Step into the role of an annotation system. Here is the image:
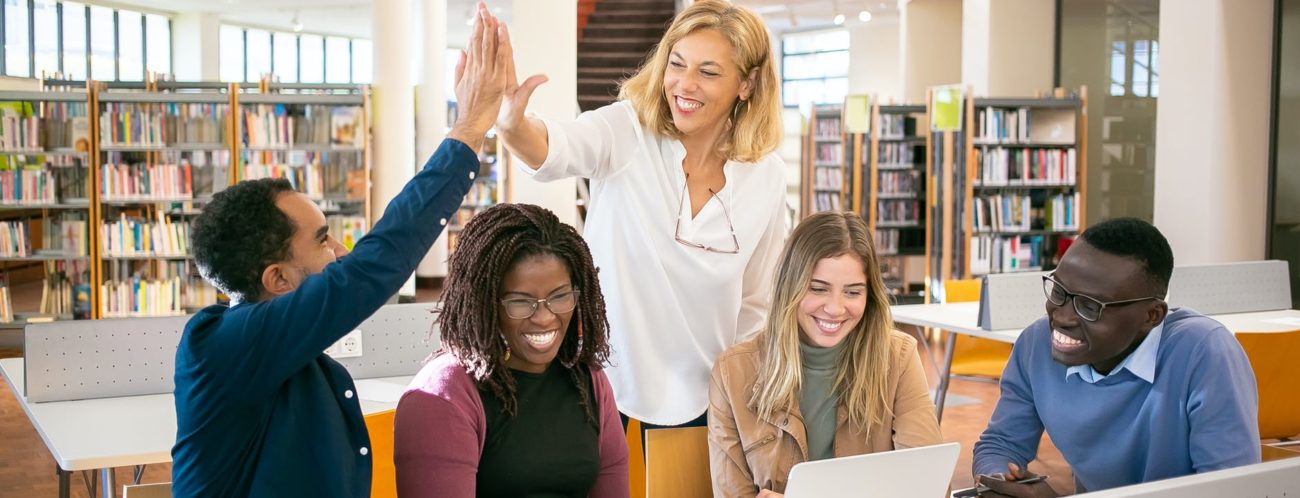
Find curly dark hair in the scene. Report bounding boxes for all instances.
[191,178,297,303]
[1081,217,1175,295]
[438,203,611,420]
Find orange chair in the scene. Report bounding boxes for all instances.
[626,418,647,498]
[364,409,398,498]
[1236,331,1300,442]
[645,427,713,498]
[945,279,1013,379]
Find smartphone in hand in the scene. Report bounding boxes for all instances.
[952,475,1049,497]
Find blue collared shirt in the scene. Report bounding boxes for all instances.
[171,139,478,498]
[1066,322,1164,384]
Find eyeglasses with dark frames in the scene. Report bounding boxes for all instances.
[1042,274,1162,322]
[674,178,740,254]
[499,289,581,320]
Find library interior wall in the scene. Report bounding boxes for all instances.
[172,13,220,81]
[1153,0,1272,264]
[961,0,1054,97]
[900,0,962,103]
[848,18,901,101]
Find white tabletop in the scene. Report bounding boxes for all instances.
[890,303,1300,345]
[0,357,410,472]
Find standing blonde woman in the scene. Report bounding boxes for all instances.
[495,0,787,431]
[708,211,943,497]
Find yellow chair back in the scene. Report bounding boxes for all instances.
[364,409,397,498]
[645,426,713,498]
[1236,331,1300,440]
[945,279,1013,378]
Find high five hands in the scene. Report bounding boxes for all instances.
[447,2,511,152]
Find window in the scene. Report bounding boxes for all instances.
[117,10,143,81]
[299,34,324,83]
[145,14,170,76]
[219,25,244,82]
[33,0,59,77]
[221,25,371,84]
[273,33,298,83]
[62,2,87,79]
[245,29,271,82]
[6,0,31,77]
[324,36,350,83]
[780,30,849,107]
[351,39,372,84]
[88,5,115,80]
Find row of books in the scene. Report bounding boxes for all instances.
[38,102,92,151]
[327,216,368,251]
[813,167,844,190]
[44,217,88,257]
[164,103,229,144]
[877,199,922,225]
[875,228,900,255]
[101,215,191,256]
[464,181,498,207]
[0,107,42,151]
[0,168,59,204]
[40,260,91,318]
[101,163,194,201]
[0,221,28,257]
[876,142,918,168]
[974,107,1032,143]
[879,170,921,195]
[973,194,1032,233]
[100,103,167,146]
[242,105,364,148]
[243,151,363,199]
[101,276,186,317]
[1044,192,1081,231]
[814,143,842,164]
[812,192,842,213]
[813,117,841,139]
[242,163,326,199]
[879,114,916,139]
[969,235,1049,275]
[974,147,1078,186]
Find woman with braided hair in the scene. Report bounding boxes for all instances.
[393,203,629,498]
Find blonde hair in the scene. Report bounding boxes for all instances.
[748,211,897,433]
[618,0,781,163]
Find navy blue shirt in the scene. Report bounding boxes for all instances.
[172,139,478,498]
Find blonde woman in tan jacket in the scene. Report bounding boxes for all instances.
[707,211,943,497]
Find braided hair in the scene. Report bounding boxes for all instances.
[437,203,611,421]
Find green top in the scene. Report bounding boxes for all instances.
[799,340,846,461]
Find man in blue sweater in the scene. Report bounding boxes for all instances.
[171,5,512,497]
[974,218,1260,497]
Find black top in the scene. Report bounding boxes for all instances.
[476,362,602,498]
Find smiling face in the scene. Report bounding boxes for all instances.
[498,254,576,374]
[796,254,869,349]
[662,28,753,139]
[1046,241,1167,374]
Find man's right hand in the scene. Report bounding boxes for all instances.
[447,2,509,152]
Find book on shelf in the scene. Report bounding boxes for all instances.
[100,103,166,146]
[815,143,843,164]
[243,162,325,199]
[972,194,1032,233]
[40,213,88,257]
[879,170,920,195]
[877,200,921,225]
[29,101,91,152]
[327,216,368,251]
[101,276,185,317]
[0,102,41,151]
[879,113,917,139]
[876,229,900,254]
[243,104,361,148]
[0,285,11,322]
[0,220,28,257]
[970,234,1049,275]
[814,116,841,139]
[100,162,194,201]
[1044,192,1081,231]
[814,167,844,190]
[814,192,842,212]
[975,106,1077,144]
[40,260,91,319]
[163,103,228,145]
[974,147,1077,186]
[100,214,191,257]
[877,142,917,168]
[0,167,59,204]
[331,107,363,147]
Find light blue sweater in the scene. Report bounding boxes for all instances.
[973,308,1261,492]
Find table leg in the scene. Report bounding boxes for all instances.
[100,467,116,498]
[56,465,69,498]
[934,331,957,425]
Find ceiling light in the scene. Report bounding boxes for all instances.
[290,12,303,33]
[858,10,872,22]
[833,13,845,25]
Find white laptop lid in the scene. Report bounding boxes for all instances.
[784,442,960,498]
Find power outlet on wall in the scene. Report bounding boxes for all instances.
[325,329,364,359]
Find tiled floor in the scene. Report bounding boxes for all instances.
[0,315,1075,497]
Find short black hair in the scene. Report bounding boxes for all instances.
[1080,217,1175,294]
[192,178,297,303]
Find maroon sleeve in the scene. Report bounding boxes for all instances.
[393,359,485,498]
[588,368,631,498]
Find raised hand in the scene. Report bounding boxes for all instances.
[448,2,509,152]
[494,18,548,134]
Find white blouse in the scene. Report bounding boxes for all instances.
[522,101,788,424]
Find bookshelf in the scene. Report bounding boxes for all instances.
[0,90,95,323]
[863,103,928,302]
[0,81,374,321]
[927,87,1088,299]
[801,104,846,218]
[446,132,504,255]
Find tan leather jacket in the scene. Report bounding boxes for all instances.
[707,331,943,497]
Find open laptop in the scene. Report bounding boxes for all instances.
[784,442,960,498]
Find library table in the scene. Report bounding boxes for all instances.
[0,357,409,498]
[890,303,1300,423]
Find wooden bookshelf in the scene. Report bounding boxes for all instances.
[862,103,928,302]
[800,104,846,218]
[926,86,1088,299]
[0,81,376,320]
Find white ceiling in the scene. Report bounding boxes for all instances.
[130,0,895,42]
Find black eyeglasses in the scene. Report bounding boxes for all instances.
[499,289,580,320]
[1042,274,1162,322]
[674,178,739,254]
